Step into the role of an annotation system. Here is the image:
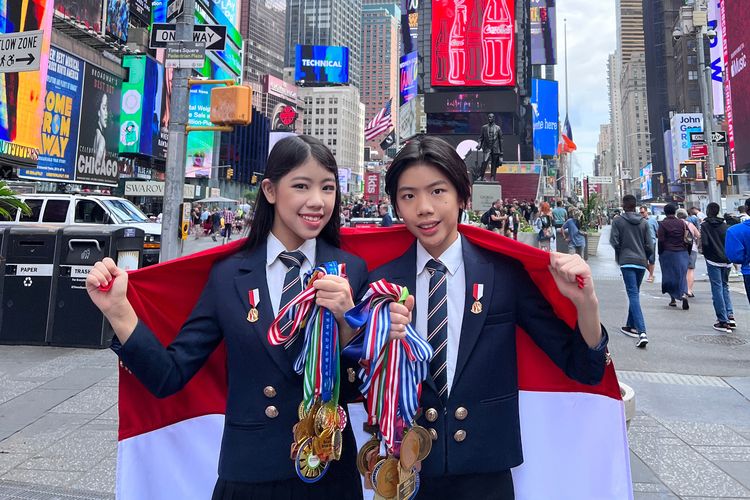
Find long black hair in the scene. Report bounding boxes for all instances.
[244,135,342,250]
[385,136,471,221]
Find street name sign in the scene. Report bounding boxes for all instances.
[689,132,705,143]
[150,23,227,51]
[165,41,206,69]
[588,176,613,184]
[689,144,709,159]
[711,131,727,144]
[0,30,42,73]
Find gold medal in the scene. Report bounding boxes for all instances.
[314,404,339,436]
[399,430,420,470]
[471,300,482,314]
[409,425,432,462]
[295,437,330,480]
[247,307,259,322]
[397,466,418,500]
[331,428,343,461]
[373,458,400,498]
[357,437,380,476]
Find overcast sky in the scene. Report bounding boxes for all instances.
[555,0,617,177]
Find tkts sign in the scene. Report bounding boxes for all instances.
[365,172,380,201]
[431,0,516,87]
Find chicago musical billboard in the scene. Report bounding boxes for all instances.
[295,45,350,85]
[431,0,516,87]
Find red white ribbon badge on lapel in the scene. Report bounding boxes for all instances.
[247,288,260,323]
[471,283,483,314]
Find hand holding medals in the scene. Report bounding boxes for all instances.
[268,261,348,483]
[345,280,434,499]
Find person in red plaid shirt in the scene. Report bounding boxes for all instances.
[222,207,235,242]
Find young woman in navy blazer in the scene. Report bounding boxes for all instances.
[87,136,367,499]
[379,137,609,499]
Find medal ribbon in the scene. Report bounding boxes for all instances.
[268,262,345,409]
[345,279,432,452]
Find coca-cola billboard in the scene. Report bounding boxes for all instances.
[432,0,516,87]
[365,172,380,201]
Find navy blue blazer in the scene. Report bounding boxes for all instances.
[368,239,608,477]
[114,238,368,486]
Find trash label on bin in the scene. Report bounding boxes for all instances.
[70,266,93,277]
[12,264,54,276]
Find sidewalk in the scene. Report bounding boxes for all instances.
[0,229,748,499]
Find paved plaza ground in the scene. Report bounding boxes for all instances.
[0,227,748,499]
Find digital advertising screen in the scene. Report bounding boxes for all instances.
[640,163,653,200]
[400,51,419,106]
[55,0,103,32]
[129,0,151,25]
[295,45,350,85]
[120,55,168,160]
[670,113,703,181]
[19,47,84,182]
[0,0,53,167]
[723,0,750,171]
[531,78,559,157]
[530,0,556,65]
[431,0,516,87]
[106,0,130,42]
[76,65,123,186]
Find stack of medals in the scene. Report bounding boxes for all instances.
[268,261,348,483]
[345,280,434,499]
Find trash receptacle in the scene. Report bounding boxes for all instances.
[49,226,144,348]
[0,226,62,345]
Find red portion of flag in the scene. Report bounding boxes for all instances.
[120,226,620,440]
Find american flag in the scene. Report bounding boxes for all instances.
[365,99,393,141]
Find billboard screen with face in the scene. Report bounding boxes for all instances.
[431,0,516,87]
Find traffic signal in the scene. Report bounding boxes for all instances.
[716,166,724,182]
[251,174,258,185]
[227,168,234,179]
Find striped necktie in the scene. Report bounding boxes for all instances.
[278,250,306,354]
[426,259,449,404]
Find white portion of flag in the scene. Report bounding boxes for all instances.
[365,99,393,141]
[117,414,223,500]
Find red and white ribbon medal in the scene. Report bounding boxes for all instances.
[471,283,483,314]
[247,288,260,323]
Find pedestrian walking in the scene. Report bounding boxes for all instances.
[85,135,368,499]
[222,207,235,242]
[376,136,607,498]
[677,208,701,297]
[610,195,654,348]
[658,203,690,310]
[726,197,750,306]
[563,208,586,257]
[639,206,659,282]
[211,208,221,242]
[700,203,736,332]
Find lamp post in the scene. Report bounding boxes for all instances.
[695,23,721,204]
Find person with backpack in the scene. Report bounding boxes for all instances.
[534,202,554,252]
[677,208,701,297]
[482,200,503,233]
[700,203,736,332]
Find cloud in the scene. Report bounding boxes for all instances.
[556,0,616,175]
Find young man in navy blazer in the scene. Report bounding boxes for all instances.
[376,137,609,499]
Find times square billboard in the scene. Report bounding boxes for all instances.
[722,0,750,171]
[431,0,516,87]
[295,45,350,85]
[530,0,556,65]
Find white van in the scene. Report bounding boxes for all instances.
[1,193,162,266]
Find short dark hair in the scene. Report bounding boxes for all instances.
[706,202,720,218]
[556,200,563,207]
[664,202,678,216]
[622,195,637,211]
[385,136,471,220]
[245,135,341,251]
[745,197,750,210]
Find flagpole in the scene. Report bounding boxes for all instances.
[564,18,571,199]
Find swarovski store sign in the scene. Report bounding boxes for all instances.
[125,181,197,199]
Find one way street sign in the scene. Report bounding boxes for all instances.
[711,131,727,144]
[0,30,42,73]
[149,23,227,51]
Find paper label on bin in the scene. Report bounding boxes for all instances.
[12,264,54,276]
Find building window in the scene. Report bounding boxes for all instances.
[688,70,698,80]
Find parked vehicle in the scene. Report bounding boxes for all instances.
[0,194,161,266]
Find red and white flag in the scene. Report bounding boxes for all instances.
[364,99,393,141]
[117,226,632,500]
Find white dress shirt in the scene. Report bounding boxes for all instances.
[266,233,316,315]
[415,235,465,395]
